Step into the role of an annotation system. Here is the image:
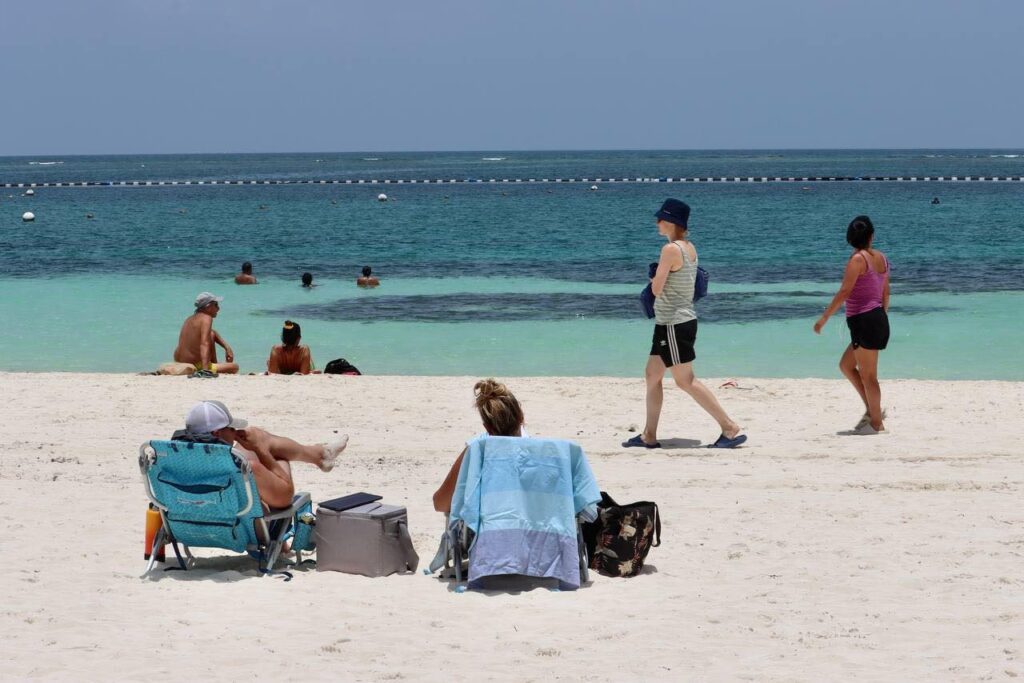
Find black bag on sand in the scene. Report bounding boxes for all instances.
[582,492,661,577]
[324,358,362,375]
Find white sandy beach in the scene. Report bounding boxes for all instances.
[1,373,1021,681]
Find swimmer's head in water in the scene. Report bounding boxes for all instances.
[846,215,874,250]
[241,261,253,274]
[301,272,313,286]
[362,265,372,277]
[282,320,302,347]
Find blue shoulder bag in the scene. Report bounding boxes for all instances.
[694,265,709,301]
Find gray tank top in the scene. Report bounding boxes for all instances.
[654,242,697,325]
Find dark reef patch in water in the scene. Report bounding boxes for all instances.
[263,292,952,324]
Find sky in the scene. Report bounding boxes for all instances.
[1,1,1022,154]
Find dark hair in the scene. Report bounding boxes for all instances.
[301,272,313,286]
[281,320,301,347]
[846,215,874,250]
[473,379,523,437]
[241,261,253,274]
[361,265,372,277]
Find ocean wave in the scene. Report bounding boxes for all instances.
[990,154,1021,158]
[361,157,381,161]
[481,157,507,161]
[29,161,64,165]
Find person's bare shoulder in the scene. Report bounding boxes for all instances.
[660,242,683,261]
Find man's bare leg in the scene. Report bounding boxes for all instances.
[264,433,349,472]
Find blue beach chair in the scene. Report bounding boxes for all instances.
[428,436,601,590]
[138,439,313,579]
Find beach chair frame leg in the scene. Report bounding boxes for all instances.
[258,514,297,579]
[451,530,463,583]
[141,526,168,578]
[576,522,589,585]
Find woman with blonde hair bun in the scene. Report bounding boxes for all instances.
[432,379,527,513]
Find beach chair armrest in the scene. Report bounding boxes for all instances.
[262,492,311,521]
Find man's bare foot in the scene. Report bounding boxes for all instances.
[320,435,349,472]
[723,424,743,440]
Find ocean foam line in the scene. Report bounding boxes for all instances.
[3,175,1024,189]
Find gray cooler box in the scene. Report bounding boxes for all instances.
[315,502,419,576]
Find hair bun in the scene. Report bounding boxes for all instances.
[473,378,505,403]
[472,378,524,437]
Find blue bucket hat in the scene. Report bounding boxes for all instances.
[655,198,690,229]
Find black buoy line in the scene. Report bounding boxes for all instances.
[3,175,1022,189]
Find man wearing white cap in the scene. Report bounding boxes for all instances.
[173,292,240,375]
[184,400,348,509]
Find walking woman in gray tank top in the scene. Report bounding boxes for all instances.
[623,199,747,449]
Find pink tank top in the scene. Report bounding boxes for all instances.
[845,251,890,317]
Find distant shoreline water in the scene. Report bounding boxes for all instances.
[1,150,1021,378]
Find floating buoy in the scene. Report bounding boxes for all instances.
[22,211,35,222]
[377,193,388,202]
[25,189,35,196]
[590,185,598,191]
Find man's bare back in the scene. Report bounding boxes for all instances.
[174,311,215,365]
[174,293,239,373]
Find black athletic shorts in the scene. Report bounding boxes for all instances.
[846,307,890,350]
[650,320,698,366]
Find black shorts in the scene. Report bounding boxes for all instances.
[650,320,697,366]
[846,307,890,350]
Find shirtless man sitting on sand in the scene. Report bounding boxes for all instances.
[184,400,348,509]
[173,292,240,375]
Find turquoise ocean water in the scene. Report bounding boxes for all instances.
[1,150,1021,378]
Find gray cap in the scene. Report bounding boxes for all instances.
[194,292,224,309]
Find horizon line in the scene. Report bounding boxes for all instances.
[4,146,1024,159]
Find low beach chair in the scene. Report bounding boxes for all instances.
[138,439,312,579]
[428,436,600,590]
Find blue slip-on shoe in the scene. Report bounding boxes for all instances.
[622,434,661,449]
[707,433,748,449]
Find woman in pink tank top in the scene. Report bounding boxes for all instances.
[813,216,891,434]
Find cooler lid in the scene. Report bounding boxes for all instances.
[339,502,407,520]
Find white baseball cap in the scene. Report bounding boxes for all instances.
[185,400,248,433]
